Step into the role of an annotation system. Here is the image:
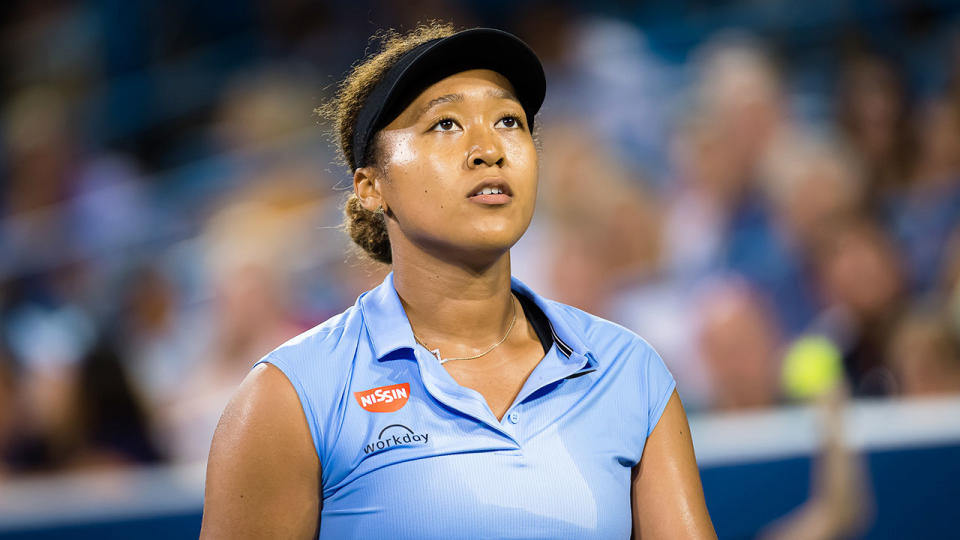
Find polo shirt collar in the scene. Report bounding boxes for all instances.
[510,275,598,371]
[358,272,418,360]
[359,272,598,372]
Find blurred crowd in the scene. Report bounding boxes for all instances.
[1,0,959,481]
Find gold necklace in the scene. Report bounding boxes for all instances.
[412,297,518,364]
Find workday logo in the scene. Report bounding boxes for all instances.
[364,424,430,455]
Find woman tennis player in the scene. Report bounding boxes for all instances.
[202,23,716,539]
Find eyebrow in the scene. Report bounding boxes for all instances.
[412,88,519,122]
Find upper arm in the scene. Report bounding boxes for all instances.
[201,363,321,539]
[631,390,716,539]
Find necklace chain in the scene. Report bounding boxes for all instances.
[412,297,518,364]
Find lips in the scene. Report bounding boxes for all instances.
[467,179,513,205]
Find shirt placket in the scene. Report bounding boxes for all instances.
[500,347,597,440]
[412,346,520,444]
[413,343,596,448]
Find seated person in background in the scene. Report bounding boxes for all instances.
[887,308,960,397]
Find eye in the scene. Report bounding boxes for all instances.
[430,118,461,132]
[496,115,523,129]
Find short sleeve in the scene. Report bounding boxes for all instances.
[644,345,677,438]
[254,353,324,458]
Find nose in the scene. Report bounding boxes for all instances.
[466,128,504,168]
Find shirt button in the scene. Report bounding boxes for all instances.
[507,411,520,424]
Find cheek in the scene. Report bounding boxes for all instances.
[485,130,535,188]
[508,135,537,168]
[380,132,420,167]
[512,138,539,202]
[380,135,457,213]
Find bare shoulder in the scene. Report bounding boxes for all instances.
[201,363,321,539]
[631,391,716,539]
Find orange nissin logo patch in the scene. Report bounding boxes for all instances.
[354,383,410,412]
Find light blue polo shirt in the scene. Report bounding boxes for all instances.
[257,272,676,539]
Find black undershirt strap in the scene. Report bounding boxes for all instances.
[514,291,554,355]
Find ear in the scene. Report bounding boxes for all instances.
[353,166,387,213]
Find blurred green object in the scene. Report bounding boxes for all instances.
[782,335,843,399]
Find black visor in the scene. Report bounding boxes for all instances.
[350,28,546,170]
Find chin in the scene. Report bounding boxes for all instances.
[438,228,524,265]
[465,220,528,249]
[402,213,532,262]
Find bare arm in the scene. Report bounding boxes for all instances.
[631,390,716,539]
[201,363,321,539]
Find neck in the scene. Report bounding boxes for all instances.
[391,241,516,356]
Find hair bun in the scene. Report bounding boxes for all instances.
[345,194,392,264]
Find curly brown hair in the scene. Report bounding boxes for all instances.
[317,21,457,264]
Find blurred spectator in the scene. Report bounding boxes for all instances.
[2,86,76,215]
[211,69,320,152]
[695,278,783,411]
[759,136,867,332]
[527,122,721,408]
[837,54,913,208]
[157,184,313,462]
[68,338,162,468]
[664,117,744,285]
[0,342,15,479]
[762,137,865,255]
[694,37,788,182]
[3,334,160,474]
[1,84,152,305]
[2,86,78,276]
[888,98,960,294]
[811,215,905,396]
[945,227,960,330]
[887,308,960,396]
[0,274,96,474]
[665,37,814,334]
[532,123,662,316]
[541,15,674,183]
[117,264,202,415]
